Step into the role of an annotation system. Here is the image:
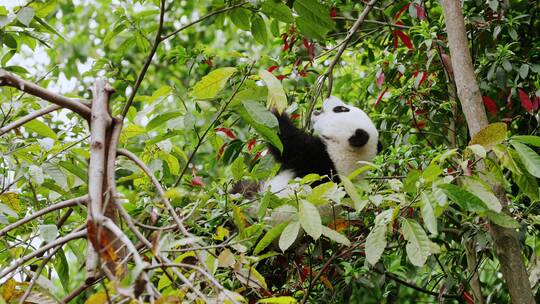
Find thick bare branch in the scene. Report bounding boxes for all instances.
[0,70,91,119]
[0,105,61,136]
[0,195,87,237]
[440,1,535,303]
[0,229,87,279]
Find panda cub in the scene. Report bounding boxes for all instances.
[264,96,380,197]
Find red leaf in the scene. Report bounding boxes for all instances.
[291,114,301,121]
[267,65,278,73]
[375,87,388,108]
[276,75,287,81]
[204,58,213,67]
[299,70,307,77]
[191,175,205,187]
[294,57,302,67]
[376,72,385,88]
[482,96,498,116]
[247,138,257,152]
[282,34,289,51]
[518,88,533,112]
[413,70,428,87]
[462,291,475,304]
[217,143,228,160]
[394,3,410,20]
[533,96,539,111]
[253,151,263,162]
[392,31,398,49]
[415,4,426,20]
[330,7,337,18]
[215,127,237,140]
[395,30,414,50]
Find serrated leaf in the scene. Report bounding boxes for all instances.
[299,199,322,240]
[469,122,507,150]
[420,192,437,235]
[261,0,294,23]
[438,183,488,213]
[462,177,502,212]
[191,67,237,100]
[251,14,267,45]
[511,141,540,178]
[259,69,287,114]
[253,221,288,255]
[17,7,34,26]
[24,119,57,139]
[401,219,431,267]
[279,221,300,252]
[321,226,350,246]
[486,210,520,228]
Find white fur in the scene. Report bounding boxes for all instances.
[312,96,378,176]
[262,170,296,197]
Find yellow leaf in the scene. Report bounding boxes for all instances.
[259,70,287,114]
[0,192,21,213]
[213,226,230,241]
[218,249,236,268]
[192,67,237,100]
[0,279,19,301]
[257,296,298,303]
[84,292,108,304]
[469,122,507,150]
[319,275,334,291]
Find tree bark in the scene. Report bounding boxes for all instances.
[440,1,535,303]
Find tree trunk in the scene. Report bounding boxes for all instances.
[439,1,535,303]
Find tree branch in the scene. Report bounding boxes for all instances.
[0,195,87,237]
[0,104,61,136]
[120,0,166,118]
[0,229,87,279]
[0,70,91,119]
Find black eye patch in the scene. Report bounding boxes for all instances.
[332,106,350,113]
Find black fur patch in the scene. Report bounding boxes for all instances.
[268,112,339,184]
[348,128,370,147]
[377,141,383,153]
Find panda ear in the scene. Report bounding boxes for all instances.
[348,129,370,147]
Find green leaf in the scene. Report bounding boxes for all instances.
[236,266,268,289]
[293,0,334,30]
[438,183,488,213]
[250,14,267,45]
[261,0,294,23]
[253,221,288,255]
[230,8,251,31]
[59,161,87,181]
[462,177,502,212]
[295,16,330,40]
[341,176,361,208]
[298,199,322,240]
[321,226,351,246]
[191,67,237,100]
[306,181,336,205]
[17,7,34,26]
[511,141,540,178]
[231,156,245,181]
[420,192,437,235]
[54,248,70,292]
[24,119,57,139]
[237,100,283,152]
[146,111,182,131]
[162,152,179,175]
[259,70,287,113]
[365,222,387,265]
[422,162,443,182]
[469,122,507,150]
[519,64,530,79]
[514,171,539,201]
[39,224,58,243]
[401,219,432,267]
[512,135,540,147]
[279,221,300,252]
[486,210,520,228]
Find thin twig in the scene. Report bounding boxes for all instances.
[0,69,91,119]
[0,195,87,237]
[0,105,61,136]
[0,230,87,279]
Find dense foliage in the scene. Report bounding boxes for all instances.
[0,0,539,303]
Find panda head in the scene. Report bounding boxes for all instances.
[311,96,378,151]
